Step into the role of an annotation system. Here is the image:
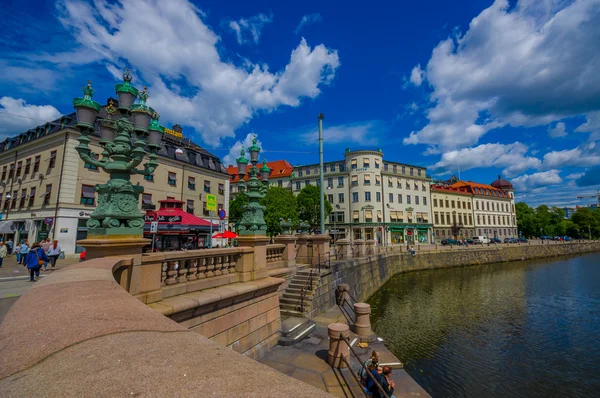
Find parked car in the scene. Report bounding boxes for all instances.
[518,237,528,243]
[563,236,572,241]
[472,236,489,245]
[466,238,474,245]
[441,239,459,246]
[541,235,553,240]
[503,238,512,243]
[490,237,502,244]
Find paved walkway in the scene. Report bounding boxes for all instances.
[261,306,429,397]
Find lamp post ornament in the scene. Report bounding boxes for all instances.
[72,69,163,237]
[235,136,270,235]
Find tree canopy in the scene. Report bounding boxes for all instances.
[260,186,299,236]
[515,201,600,238]
[229,192,248,224]
[296,185,333,232]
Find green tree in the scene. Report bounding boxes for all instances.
[229,192,248,225]
[260,186,299,237]
[515,202,537,237]
[296,185,333,232]
[571,207,599,238]
[563,220,579,238]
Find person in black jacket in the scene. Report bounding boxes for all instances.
[371,365,395,398]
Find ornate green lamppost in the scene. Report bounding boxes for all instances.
[235,136,270,235]
[72,70,163,239]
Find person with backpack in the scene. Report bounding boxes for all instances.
[46,240,61,269]
[25,242,48,282]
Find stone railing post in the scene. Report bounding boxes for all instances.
[309,234,331,265]
[235,238,270,281]
[274,234,297,267]
[354,239,365,257]
[365,239,375,255]
[328,323,350,368]
[337,238,351,259]
[335,283,351,306]
[353,303,376,342]
[295,233,310,264]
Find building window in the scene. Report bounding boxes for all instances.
[43,185,52,206]
[80,185,95,205]
[389,193,393,203]
[338,193,345,203]
[365,191,371,202]
[375,175,381,186]
[306,168,311,175]
[440,199,444,208]
[487,202,490,211]
[451,200,455,208]
[144,174,154,182]
[168,172,177,186]
[488,215,491,224]
[352,175,358,186]
[410,168,414,176]
[338,176,344,187]
[28,187,36,207]
[434,198,438,207]
[388,177,393,188]
[204,180,211,193]
[218,184,224,195]
[19,189,26,208]
[435,212,439,224]
[8,165,14,180]
[188,177,196,190]
[352,192,359,203]
[49,151,57,168]
[447,213,451,224]
[375,159,380,169]
[203,202,209,216]
[377,210,382,222]
[142,193,153,209]
[402,166,406,174]
[414,182,418,190]
[339,163,345,172]
[353,210,359,222]
[327,178,333,188]
[187,200,194,214]
[328,194,334,203]
[446,200,449,208]
[423,196,427,206]
[305,180,310,187]
[337,212,345,223]
[363,157,370,168]
[1,167,5,181]
[407,195,411,204]
[298,170,303,177]
[398,194,402,203]
[278,180,283,187]
[376,192,381,202]
[406,181,410,189]
[16,161,22,177]
[296,182,301,190]
[328,164,334,172]
[24,158,31,175]
[415,196,419,205]
[365,209,373,222]
[10,191,17,209]
[384,163,389,171]
[84,153,99,170]
[364,174,371,185]
[418,169,422,176]
[316,179,321,186]
[351,159,357,169]
[397,178,402,188]
[469,215,473,225]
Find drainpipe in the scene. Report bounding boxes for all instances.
[51,133,69,241]
[318,113,325,235]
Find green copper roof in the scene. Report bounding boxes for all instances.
[248,135,260,152]
[236,148,249,164]
[260,158,270,172]
[73,80,101,112]
[115,68,139,96]
[149,112,164,132]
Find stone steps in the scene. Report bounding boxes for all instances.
[278,316,316,346]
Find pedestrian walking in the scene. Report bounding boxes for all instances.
[47,240,61,269]
[40,239,52,271]
[17,240,29,264]
[7,238,13,255]
[25,242,48,282]
[0,241,6,268]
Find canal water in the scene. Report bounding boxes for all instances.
[368,253,600,398]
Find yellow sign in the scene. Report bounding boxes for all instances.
[206,194,217,211]
[164,127,183,139]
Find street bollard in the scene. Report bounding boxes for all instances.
[353,303,376,342]
[328,323,350,368]
[336,283,351,306]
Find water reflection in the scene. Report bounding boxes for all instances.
[368,253,600,398]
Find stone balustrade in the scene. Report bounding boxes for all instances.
[0,258,331,397]
[266,243,286,268]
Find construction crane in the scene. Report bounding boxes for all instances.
[577,190,600,207]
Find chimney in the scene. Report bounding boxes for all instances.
[172,124,183,134]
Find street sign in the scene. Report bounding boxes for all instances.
[407,231,413,236]
[218,209,226,220]
[150,221,158,233]
[206,194,217,211]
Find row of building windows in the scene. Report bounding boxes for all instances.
[295,177,428,192]
[1,185,52,210]
[0,153,54,181]
[478,228,517,236]
[475,201,514,212]
[325,191,429,206]
[327,210,428,224]
[434,212,474,226]
[143,173,224,195]
[474,187,511,198]
[296,162,424,177]
[477,214,516,226]
[433,198,472,210]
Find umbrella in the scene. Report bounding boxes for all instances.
[212,233,224,239]
[222,231,238,239]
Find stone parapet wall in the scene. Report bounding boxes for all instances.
[308,242,600,318]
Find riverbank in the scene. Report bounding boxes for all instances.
[309,241,600,316]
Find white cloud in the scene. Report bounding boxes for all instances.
[226,13,273,45]
[405,0,600,151]
[56,0,340,146]
[511,170,563,192]
[430,142,541,177]
[548,122,567,138]
[409,64,424,86]
[0,97,62,137]
[542,144,600,168]
[575,110,600,140]
[224,133,263,167]
[295,13,322,34]
[565,172,584,180]
[299,120,387,147]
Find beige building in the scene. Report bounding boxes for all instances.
[291,148,433,245]
[0,112,230,254]
[430,184,475,240]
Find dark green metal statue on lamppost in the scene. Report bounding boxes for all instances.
[235,136,270,235]
[72,69,163,240]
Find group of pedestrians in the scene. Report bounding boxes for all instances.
[359,351,396,397]
[0,238,61,281]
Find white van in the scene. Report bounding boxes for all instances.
[472,236,489,245]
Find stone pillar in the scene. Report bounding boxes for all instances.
[295,233,310,264]
[354,239,365,257]
[310,234,330,265]
[328,323,350,368]
[365,239,375,256]
[353,303,376,342]
[335,283,351,306]
[236,236,270,280]
[274,234,297,267]
[337,238,351,260]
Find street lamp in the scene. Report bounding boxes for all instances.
[72,71,161,238]
[234,137,270,235]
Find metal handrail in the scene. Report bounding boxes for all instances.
[340,336,390,398]
[298,268,314,313]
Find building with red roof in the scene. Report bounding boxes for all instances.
[430,183,475,240]
[226,160,294,197]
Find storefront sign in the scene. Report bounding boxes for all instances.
[206,194,217,211]
[144,215,182,223]
[164,127,183,139]
[38,231,49,240]
[60,228,68,233]
[44,217,54,225]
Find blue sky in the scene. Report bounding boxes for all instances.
[1,0,600,208]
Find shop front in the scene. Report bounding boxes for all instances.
[144,199,218,252]
[389,224,432,245]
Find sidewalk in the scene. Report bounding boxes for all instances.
[0,255,79,279]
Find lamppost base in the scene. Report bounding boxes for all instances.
[77,236,150,262]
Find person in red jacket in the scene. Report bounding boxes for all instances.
[79,249,87,262]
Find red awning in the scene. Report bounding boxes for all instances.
[146,207,218,227]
